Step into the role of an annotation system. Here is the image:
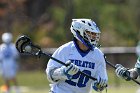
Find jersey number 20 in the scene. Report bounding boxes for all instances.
[65,70,91,88]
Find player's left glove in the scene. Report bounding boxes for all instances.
[92,76,108,92]
[115,64,131,81]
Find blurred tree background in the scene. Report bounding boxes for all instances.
[0,0,140,47]
[0,1,140,90]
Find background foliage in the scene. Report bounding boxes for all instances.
[0,1,140,93]
[0,0,140,47]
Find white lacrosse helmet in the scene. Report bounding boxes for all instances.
[70,19,100,50]
[2,32,13,44]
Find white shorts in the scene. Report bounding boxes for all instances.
[2,69,17,79]
[1,61,18,79]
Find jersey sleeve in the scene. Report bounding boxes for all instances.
[11,44,19,58]
[133,57,140,81]
[135,57,140,69]
[0,45,2,61]
[46,45,69,82]
[47,46,69,69]
[95,53,108,81]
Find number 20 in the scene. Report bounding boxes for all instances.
[65,70,91,88]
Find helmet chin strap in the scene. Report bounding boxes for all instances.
[75,31,95,51]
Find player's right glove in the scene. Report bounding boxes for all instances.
[61,60,79,80]
[92,76,108,92]
[115,64,131,81]
[49,60,79,82]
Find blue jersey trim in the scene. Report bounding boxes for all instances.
[75,31,95,51]
[73,38,90,57]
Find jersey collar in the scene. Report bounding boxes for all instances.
[73,38,90,57]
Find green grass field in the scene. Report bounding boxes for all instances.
[0,70,139,93]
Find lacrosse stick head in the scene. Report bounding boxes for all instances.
[15,35,42,56]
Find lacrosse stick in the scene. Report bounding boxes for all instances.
[15,35,97,81]
[104,56,140,85]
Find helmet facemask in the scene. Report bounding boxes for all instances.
[84,31,100,46]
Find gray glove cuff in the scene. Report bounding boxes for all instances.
[129,68,139,79]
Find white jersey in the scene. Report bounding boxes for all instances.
[0,43,19,79]
[135,57,140,68]
[136,41,140,57]
[46,41,108,93]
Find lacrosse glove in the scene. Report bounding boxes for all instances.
[60,60,79,80]
[48,60,79,82]
[115,64,131,81]
[92,76,108,92]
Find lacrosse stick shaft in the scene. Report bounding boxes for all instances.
[15,35,97,81]
[41,52,68,66]
[104,56,140,85]
[41,52,97,81]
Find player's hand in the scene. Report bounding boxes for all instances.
[92,76,108,92]
[115,64,131,81]
[62,60,79,80]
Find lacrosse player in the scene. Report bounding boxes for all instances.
[46,19,108,93]
[115,41,140,81]
[0,32,20,93]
